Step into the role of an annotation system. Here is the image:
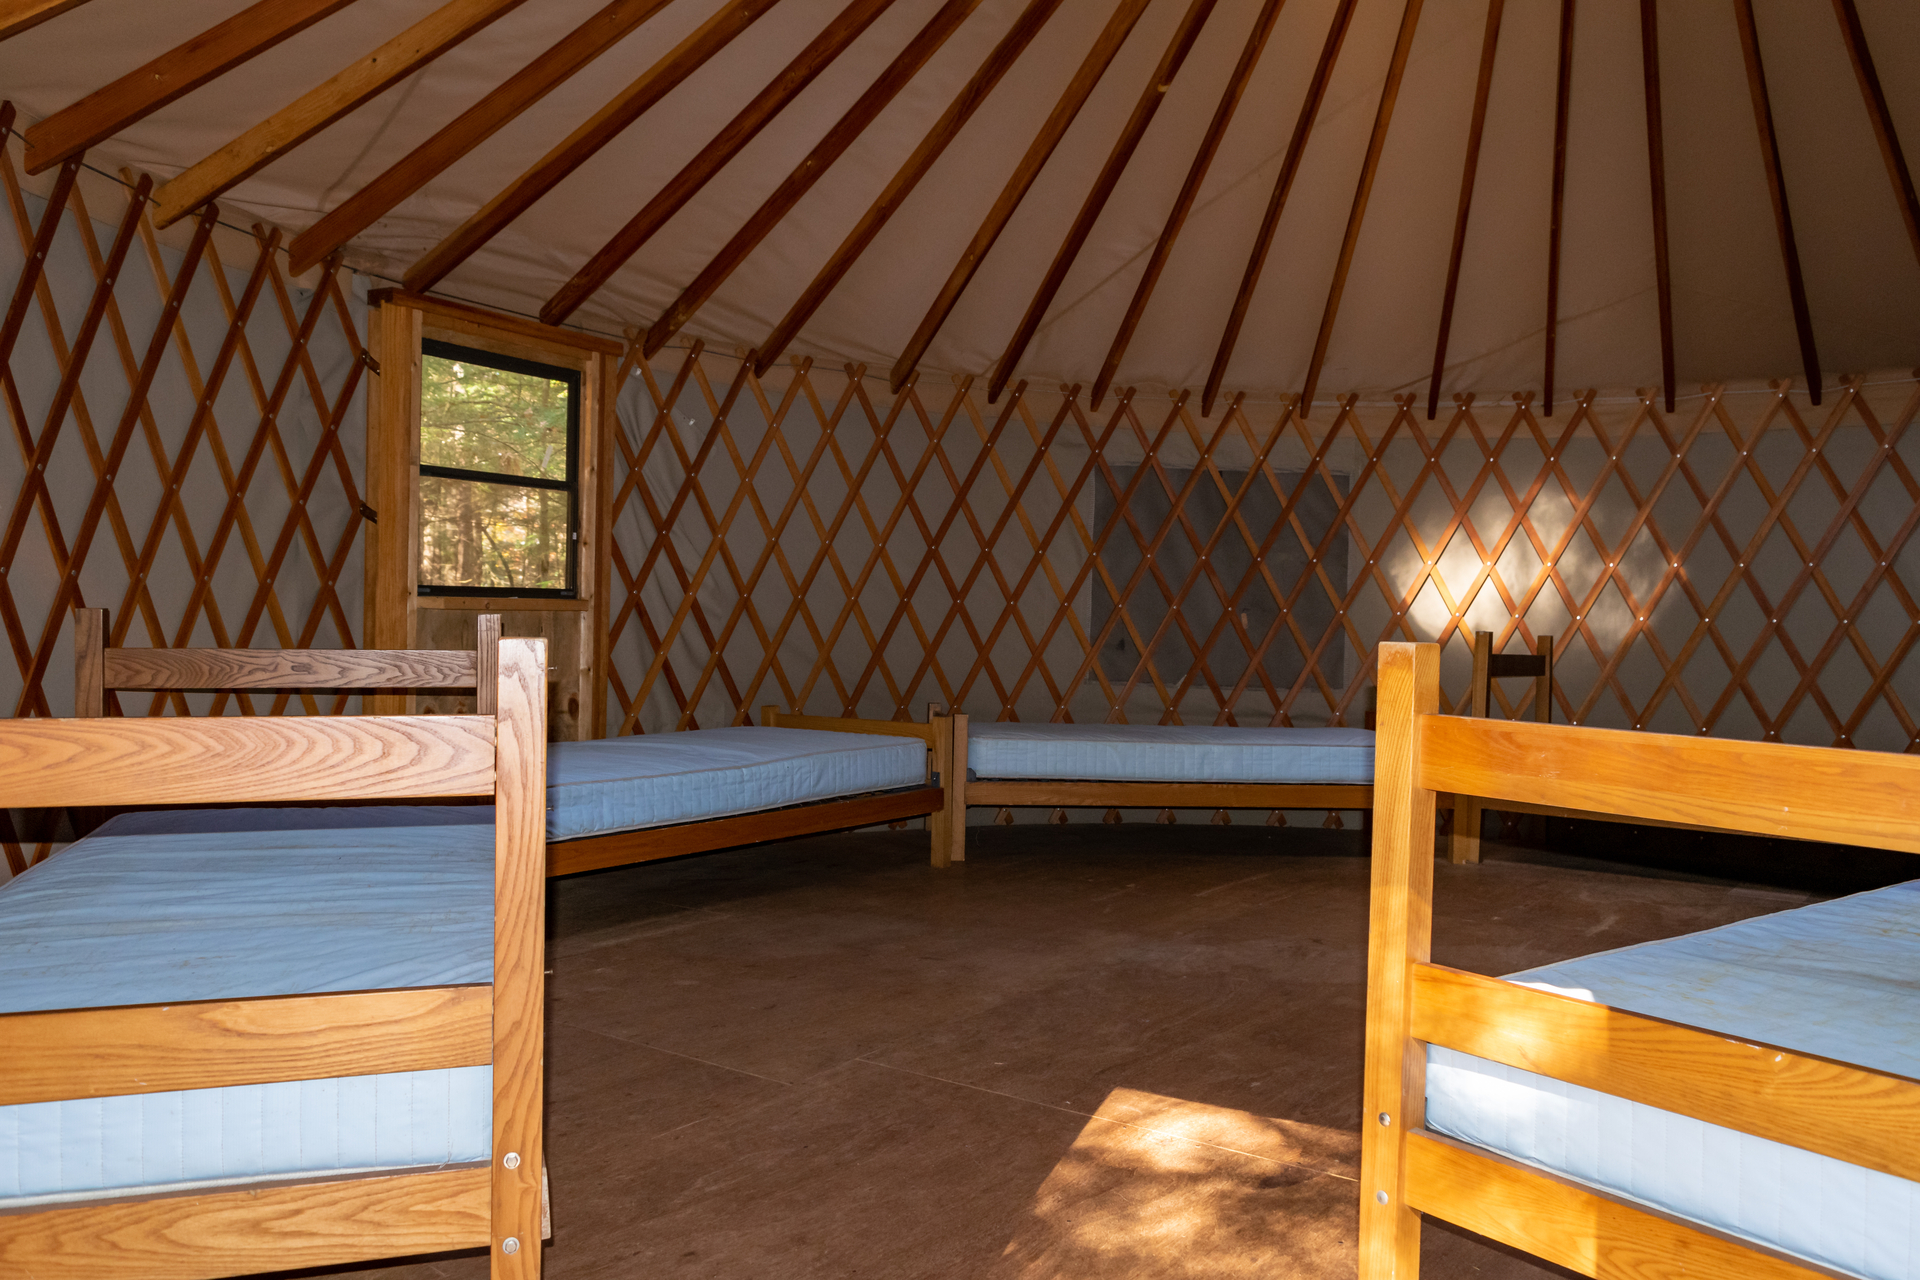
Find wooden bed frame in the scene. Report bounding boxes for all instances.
[1361,639,1920,1280]
[946,711,1374,860]
[0,637,550,1280]
[74,610,958,873]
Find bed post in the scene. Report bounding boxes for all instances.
[1360,641,1438,1280]
[491,637,548,1279]
[1449,632,1491,864]
[475,614,501,717]
[948,712,968,865]
[928,703,954,869]
[73,607,106,717]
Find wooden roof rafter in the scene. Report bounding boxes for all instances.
[287,0,679,276]
[540,0,907,327]
[1732,0,1819,407]
[1638,0,1675,414]
[1424,0,1505,422]
[1543,0,1574,416]
[1296,0,1424,418]
[1200,0,1356,417]
[150,0,536,228]
[1828,0,1920,271]
[403,0,790,294]
[887,0,1157,394]
[986,0,1224,406]
[23,0,364,175]
[641,0,991,358]
[1088,0,1294,410]
[0,0,94,42]
[752,0,1069,377]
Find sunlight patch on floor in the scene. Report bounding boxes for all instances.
[993,1089,1360,1279]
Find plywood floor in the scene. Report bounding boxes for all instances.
[283,822,1817,1280]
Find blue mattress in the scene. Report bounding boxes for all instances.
[0,807,495,1207]
[965,723,1373,785]
[546,726,926,842]
[1427,879,1920,1280]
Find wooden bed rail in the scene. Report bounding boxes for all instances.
[1411,962,1920,1183]
[1361,639,1920,1280]
[762,703,960,867]
[0,714,498,807]
[0,986,492,1107]
[0,637,548,1280]
[1420,713,1920,855]
[74,608,499,715]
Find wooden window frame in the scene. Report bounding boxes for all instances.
[365,290,618,729]
[417,337,583,601]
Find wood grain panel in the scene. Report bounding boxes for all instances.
[489,637,550,1275]
[0,1166,491,1280]
[103,647,477,691]
[0,986,490,1106]
[1418,714,1920,853]
[1412,963,1920,1181]
[548,787,944,877]
[1357,641,1437,1280]
[0,714,496,807]
[1404,1131,1837,1280]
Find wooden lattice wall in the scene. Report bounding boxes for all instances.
[609,347,1920,768]
[0,151,366,874]
[2,153,1917,864]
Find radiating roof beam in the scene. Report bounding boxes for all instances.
[988,0,1222,405]
[25,0,362,174]
[1200,0,1355,417]
[404,0,789,294]
[1638,0,1674,413]
[887,0,1155,393]
[1734,0,1819,406]
[541,0,905,327]
[1543,0,1574,416]
[151,0,536,227]
[1297,0,1424,417]
[1090,0,1292,410]
[644,0,989,357]
[1425,0,1505,421]
[288,0,678,275]
[753,0,1066,377]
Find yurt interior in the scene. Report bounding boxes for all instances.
[0,0,1917,1276]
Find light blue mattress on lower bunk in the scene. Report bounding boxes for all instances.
[1427,878,1920,1280]
[546,726,926,842]
[0,807,495,1208]
[965,723,1373,785]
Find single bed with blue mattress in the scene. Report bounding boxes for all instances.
[1427,881,1920,1280]
[0,806,497,1209]
[951,718,1375,859]
[1360,638,1920,1280]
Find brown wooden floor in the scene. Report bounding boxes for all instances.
[271,821,1820,1280]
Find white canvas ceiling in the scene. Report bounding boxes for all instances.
[0,0,1914,404]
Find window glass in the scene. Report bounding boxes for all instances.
[418,341,579,596]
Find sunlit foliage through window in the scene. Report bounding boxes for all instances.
[418,341,578,595]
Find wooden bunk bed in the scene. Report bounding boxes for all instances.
[73,611,958,873]
[1362,638,1920,1280]
[0,637,549,1279]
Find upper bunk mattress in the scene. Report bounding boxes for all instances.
[0,807,495,1208]
[1426,878,1920,1280]
[966,723,1373,785]
[546,726,925,842]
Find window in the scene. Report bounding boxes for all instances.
[417,339,580,598]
